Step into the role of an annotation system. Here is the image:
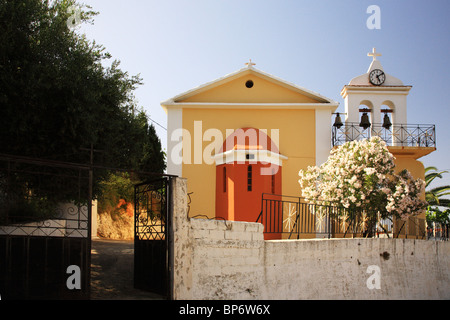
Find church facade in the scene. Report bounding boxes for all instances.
[161,50,435,227]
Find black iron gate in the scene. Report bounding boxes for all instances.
[134,177,172,299]
[0,154,91,300]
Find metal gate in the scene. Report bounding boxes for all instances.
[134,177,172,299]
[0,154,91,300]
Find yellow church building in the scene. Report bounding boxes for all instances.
[161,49,436,237]
[162,59,339,220]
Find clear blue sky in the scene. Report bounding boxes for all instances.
[80,0,450,187]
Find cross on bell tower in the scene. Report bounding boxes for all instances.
[368,47,382,61]
[341,48,411,128]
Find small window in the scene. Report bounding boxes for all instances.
[247,165,252,191]
[246,154,255,160]
[245,80,254,88]
[223,167,227,193]
[271,169,275,194]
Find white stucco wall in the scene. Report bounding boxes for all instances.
[170,178,450,300]
[263,237,450,300]
[315,109,332,166]
[166,107,183,177]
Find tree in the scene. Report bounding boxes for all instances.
[425,167,450,225]
[298,137,427,233]
[0,0,165,218]
[0,0,166,167]
[425,167,450,209]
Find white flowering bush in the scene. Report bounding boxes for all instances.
[298,137,426,223]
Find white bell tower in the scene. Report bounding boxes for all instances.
[341,48,412,127]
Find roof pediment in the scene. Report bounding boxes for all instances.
[161,66,338,109]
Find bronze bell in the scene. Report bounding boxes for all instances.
[359,112,371,129]
[382,113,392,129]
[333,113,343,129]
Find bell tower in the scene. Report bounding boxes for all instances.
[340,48,411,127]
[335,48,437,239]
[336,47,435,157]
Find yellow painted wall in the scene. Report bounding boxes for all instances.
[392,156,425,181]
[181,74,323,104]
[182,108,316,218]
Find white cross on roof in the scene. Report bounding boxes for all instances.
[245,59,256,68]
[368,48,382,61]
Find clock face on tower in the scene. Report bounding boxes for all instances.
[369,69,386,86]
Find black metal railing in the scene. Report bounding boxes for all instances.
[332,123,436,148]
[256,193,427,239]
[427,222,449,241]
[0,154,92,238]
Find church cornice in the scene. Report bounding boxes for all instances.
[340,85,412,98]
[161,101,339,111]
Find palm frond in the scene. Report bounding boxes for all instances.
[426,172,448,188]
[425,166,450,210]
[428,185,450,195]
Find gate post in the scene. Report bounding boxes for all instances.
[168,177,191,300]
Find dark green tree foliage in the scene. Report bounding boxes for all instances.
[0,0,165,218]
[136,113,166,176]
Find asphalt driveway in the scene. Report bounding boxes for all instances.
[90,239,164,300]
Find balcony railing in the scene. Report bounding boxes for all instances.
[332,123,436,148]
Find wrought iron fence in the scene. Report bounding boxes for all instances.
[332,123,436,148]
[0,153,175,299]
[134,178,169,241]
[0,153,92,300]
[256,193,427,239]
[0,154,91,238]
[427,222,449,241]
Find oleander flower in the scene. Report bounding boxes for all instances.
[298,137,427,222]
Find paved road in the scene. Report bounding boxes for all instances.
[90,239,164,300]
